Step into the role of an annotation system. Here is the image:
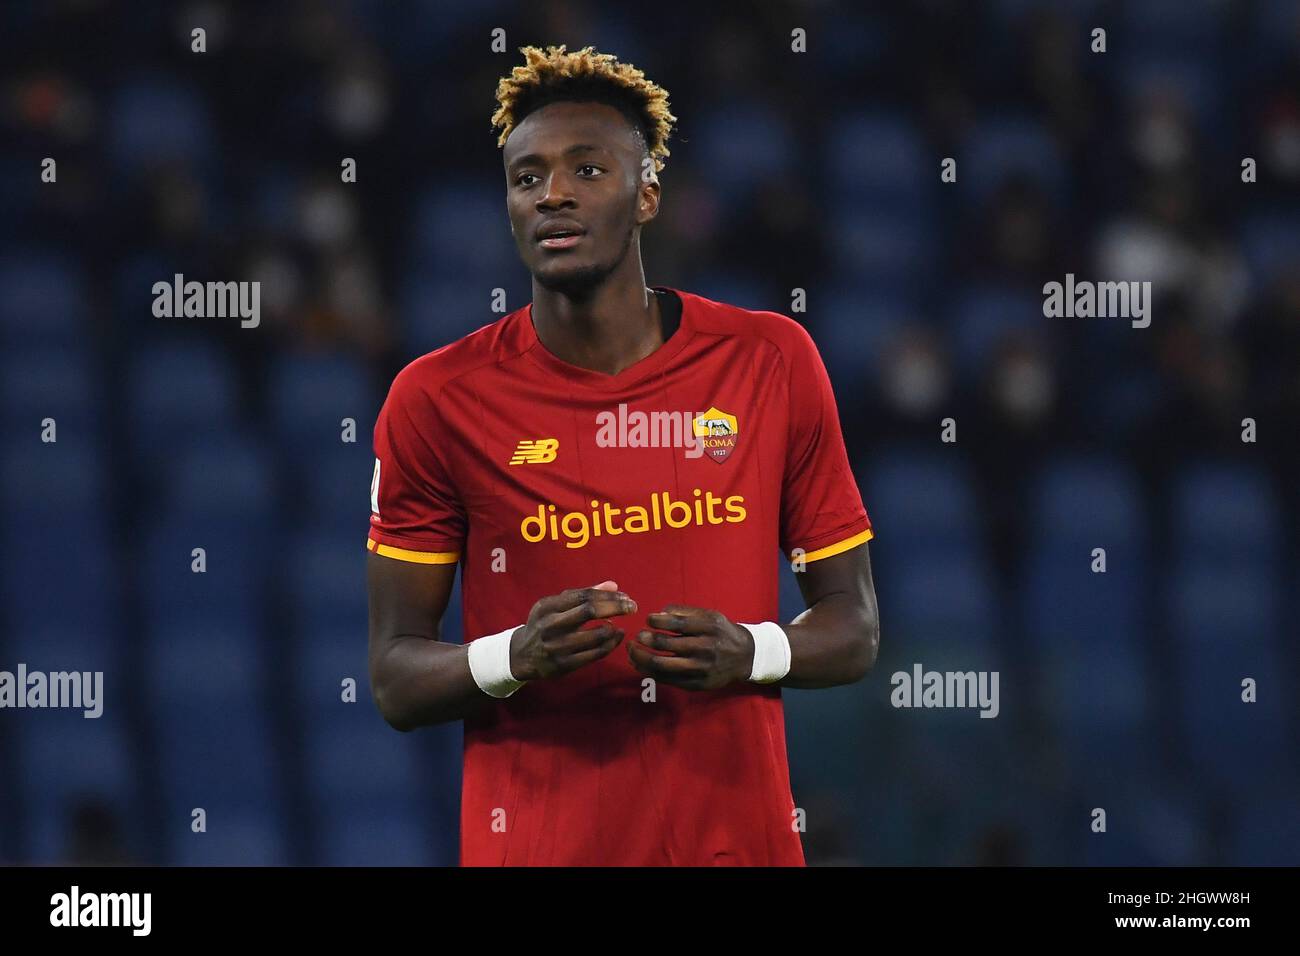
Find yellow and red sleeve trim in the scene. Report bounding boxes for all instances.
[791,526,874,563]
[366,534,460,565]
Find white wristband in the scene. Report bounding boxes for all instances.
[467,626,527,698]
[740,621,791,683]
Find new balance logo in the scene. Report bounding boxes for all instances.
[510,438,559,465]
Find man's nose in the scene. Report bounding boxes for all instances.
[537,171,576,209]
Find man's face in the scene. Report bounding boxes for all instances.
[503,100,658,295]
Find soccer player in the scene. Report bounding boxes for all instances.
[366,44,880,866]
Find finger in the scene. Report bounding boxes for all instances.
[538,585,630,615]
[591,580,619,591]
[626,643,708,689]
[561,629,624,669]
[548,622,620,655]
[636,630,714,656]
[547,592,637,632]
[538,587,634,624]
[627,639,708,676]
[646,607,716,635]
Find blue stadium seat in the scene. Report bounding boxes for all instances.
[784,678,883,814]
[361,0,507,64]
[691,275,770,313]
[825,112,933,215]
[268,351,375,461]
[248,166,299,235]
[17,715,135,862]
[318,813,437,866]
[0,156,35,222]
[108,80,214,178]
[1076,782,1210,866]
[1240,210,1300,287]
[1170,562,1281,647]
[288,530,368,634]
[1,441,107,518]
[1172,461,1281,563]
[960,118,1068,210]
[304,718,423,812]
[5,625,120,691]
[1119,0,1225,54]
[1168,561,1288,796]
[1227,782,1300,865]
[302,448,375,535]
[1,350,99,438]
[1252,0,1300,67]
[399,276,505,355]
[2,443,115,628]
[152,724,280,816]
[290,628,368,720]
[1,531,114,631]
[865,449,980,552]
[814,289,917,388]
[410,181,517,278]
[0,251,89,346]
[1037,642,1151,769]
[171,812,290,866]
[149,646,285,829]
[993,0,1105,21]
[1116,56,1224,135]
[947,285,1048,380]
[831,206,935,294]
[1030,455,1147,550]
[142,518,269,629]
[1023,545,1146,651]
[302,650,459,862]
[694,101,794,209]
[881,544,1001,658]
[873,567,1015,829]
[816,10,889,82]
[116,250,184,331]
[128,341,241,463]
[878,704,1021,864]
[164,432,276,522]
[303,714,439,864]
[146,618,262,681]
[6,623,126,862]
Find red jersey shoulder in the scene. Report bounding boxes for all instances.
[387,308,529,401]
[683,289,820,362]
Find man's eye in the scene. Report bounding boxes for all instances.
[516,173,537,187]
[578,165,602,176]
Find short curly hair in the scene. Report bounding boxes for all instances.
[492,44,677,175]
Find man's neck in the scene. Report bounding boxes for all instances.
[530,278,666,376]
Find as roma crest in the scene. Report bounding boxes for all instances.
[692,406,739,463]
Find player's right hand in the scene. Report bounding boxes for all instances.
[509,581,636,681]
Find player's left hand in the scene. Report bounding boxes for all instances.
[627,604,754,690]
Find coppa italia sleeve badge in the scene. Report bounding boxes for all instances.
[691,407,739,463]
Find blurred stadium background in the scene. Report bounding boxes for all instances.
[2,0,1300,865]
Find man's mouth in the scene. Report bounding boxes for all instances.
[539,233,584,250]
[536,219,586,249]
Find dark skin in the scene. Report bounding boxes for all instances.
[368,99,880,730]
[504,99,666,374]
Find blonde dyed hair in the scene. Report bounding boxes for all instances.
[492,44,677,174]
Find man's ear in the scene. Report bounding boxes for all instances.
[637,179,661,225]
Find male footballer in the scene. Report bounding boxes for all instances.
[366,44,880,865]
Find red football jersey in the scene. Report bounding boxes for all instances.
[367,287,873,866]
